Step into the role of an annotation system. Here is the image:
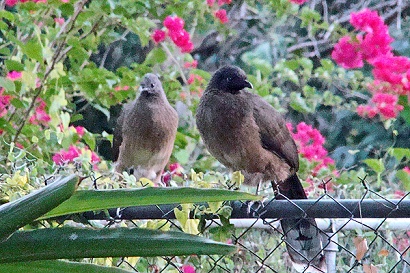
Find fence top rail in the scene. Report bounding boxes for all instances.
[80,199,410,220]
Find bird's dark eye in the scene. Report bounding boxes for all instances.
[151,83,155,88]
[226,77,231,82]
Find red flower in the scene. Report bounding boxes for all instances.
[331,36,363,69]
[214,9,228,24]
[164,16,184,31]
[152,29,166,44]
[53,145,100,166]
[350,9,384,33]
[357,105,377,118]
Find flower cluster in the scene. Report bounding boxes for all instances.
[331,9,409,120]
[52,144,100,166]
[162,162,184,186]
[206,0,231,24]
[152,16,193,53]
[287,122,335,193]
[0,88,12,118]
[5,0,68,6]
[29,98,51,126]
[180,264,196,273]
[7,71,22,81]
[289,0,308,4]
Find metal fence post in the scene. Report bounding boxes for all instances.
[323,219,338,273]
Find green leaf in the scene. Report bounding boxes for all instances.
[396,170,410,191]
[390,148,410,162]
[0,260,132,273]
[41,187,261,219]
[22,39,43,61]
[0,227,236,263]
[0,175,79,241]
[289,92,312,113]
[144,48,167,66]
[0,10,15,22]
[363,159,385,173]
[0,77,15,92]
[4,60,24,71]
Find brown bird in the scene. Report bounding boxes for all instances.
[196,65,326,272]
[113,73,178,184]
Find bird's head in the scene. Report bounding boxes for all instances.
[208,65,253,94]
[139,73,164,96]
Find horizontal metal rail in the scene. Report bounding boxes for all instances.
[81,199,410,220]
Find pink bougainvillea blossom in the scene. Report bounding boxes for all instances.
[289,0,308,4]
[5,0,18,6]
[0,88,12,118]
[151,29,166,44]
[180,265,196,273]
[403,166,410,175]
[7,71,22,81]
[372,56,410,91]
[29,99,51,126]
[331,36,363,69]
[152,16,194,53]
[288,122,335,177]
[357,93,403,119]
[184,60,198,69]
[187,74,204,85]
[214,9,229,24]
[54,17,65,26]
[53,145,100,166]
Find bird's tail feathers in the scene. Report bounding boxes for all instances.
[277,174,327,273]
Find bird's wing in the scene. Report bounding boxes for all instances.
[112,105,127,162]
[251,94,299,171]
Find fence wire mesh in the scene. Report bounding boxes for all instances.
[65,176,410,273]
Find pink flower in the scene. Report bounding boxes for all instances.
[214,9,228,24]
[372,56,410,91]
[331,36,363,69]
[350,9,384,33]
[152,29,166,44]
[164,16,184,31]
[187,74,204,84]
[180,41,194,53]
[29,99,51,126]
[169,162,184,176]
[357,105,377,118]
[403,167,410,174]
[217,0,231,4]
[53,145,100,165]
[54,17,65,26]
[184,60,198,69]
[53,145,81,165]
[206,0,215,7]
[5,0,18,6]
[180,265,196,273]
[7,71,22,81]
[169,29,190,47]
[61,0,70,2]
[0,88,12,118]
[73,126,85,137]
[289,0,308,4]
[371,92,403,119]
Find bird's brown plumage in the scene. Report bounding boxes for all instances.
[196,65,326,272]
[113,73,178,184]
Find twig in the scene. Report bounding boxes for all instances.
[12,0,89,144]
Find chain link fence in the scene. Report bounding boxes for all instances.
[74,180,410,273]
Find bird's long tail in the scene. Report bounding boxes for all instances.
[276,174,327,273]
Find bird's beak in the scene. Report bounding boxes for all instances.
[244,80,253,89]
[139,85,149,93]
